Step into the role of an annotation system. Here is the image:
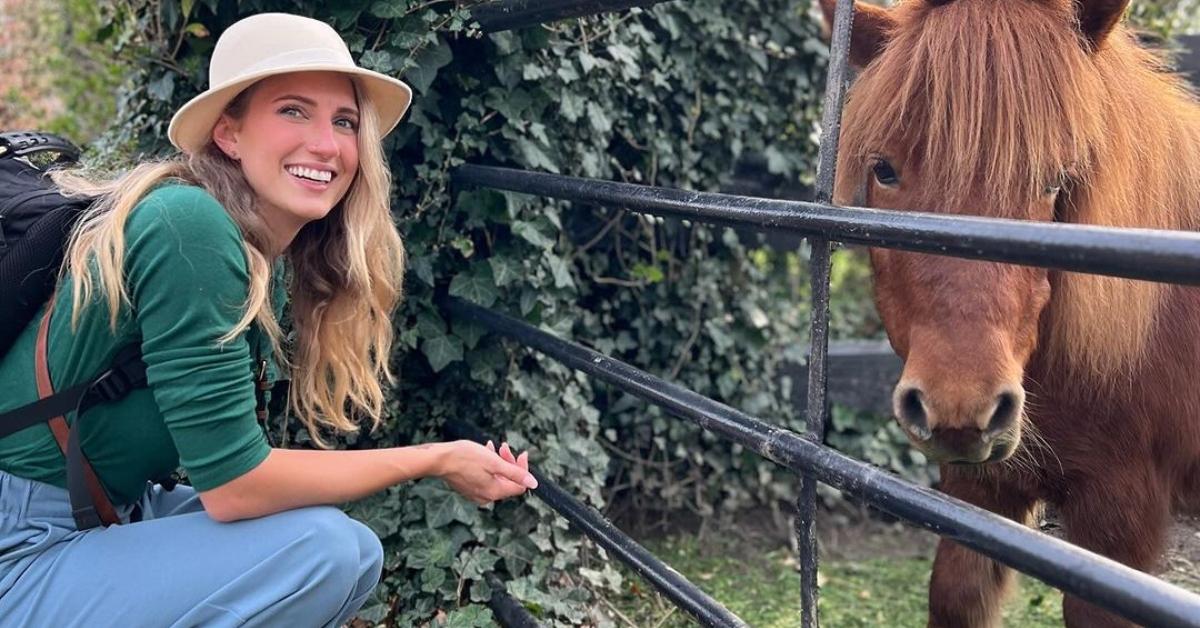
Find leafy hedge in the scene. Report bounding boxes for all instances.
[83,0,838,623]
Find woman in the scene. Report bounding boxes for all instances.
[0,12,536,626]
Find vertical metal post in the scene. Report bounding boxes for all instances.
[798,0,856,626]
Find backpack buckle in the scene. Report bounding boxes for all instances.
[90,367,130,403]
[90,357,146,404]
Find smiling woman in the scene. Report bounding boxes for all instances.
[0,12,538,627]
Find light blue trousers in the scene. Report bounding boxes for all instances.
[0,470,383,627]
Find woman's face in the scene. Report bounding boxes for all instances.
[212,71,360,251]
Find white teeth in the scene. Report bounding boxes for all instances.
[286,166,333,183]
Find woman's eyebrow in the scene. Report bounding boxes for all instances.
[273,94,360,117]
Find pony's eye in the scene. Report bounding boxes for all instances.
[1045,169,1069,197]
[872,159,899,186]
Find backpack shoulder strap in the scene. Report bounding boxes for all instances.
[33,298,120,529]
[0,331,147,439]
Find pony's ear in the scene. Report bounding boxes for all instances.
[817,0,896,69]
[1074,0,1131,50]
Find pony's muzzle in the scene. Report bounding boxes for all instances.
[892,381,1025,463]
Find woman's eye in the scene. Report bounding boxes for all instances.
[872,159,899,186]
[279,105,304,118]
[335,118,359,131]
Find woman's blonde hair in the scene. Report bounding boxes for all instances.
[51,78,406,446]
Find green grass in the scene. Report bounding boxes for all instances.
[605,536,1064,627]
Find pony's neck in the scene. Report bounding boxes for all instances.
[1042,30,1200,383]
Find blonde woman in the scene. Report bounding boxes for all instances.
[0,13,536,626]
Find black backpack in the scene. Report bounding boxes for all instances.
[0,131,151,530]
[1,131,89,352]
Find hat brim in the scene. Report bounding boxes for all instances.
[167,66,413,153]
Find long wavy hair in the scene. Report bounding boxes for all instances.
[51,77,406,446]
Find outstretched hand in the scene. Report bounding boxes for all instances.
[438,439,537,506]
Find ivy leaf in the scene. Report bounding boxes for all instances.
[578,50,598,73]
[556,62,579,83]
[514,138,559,173]
[441,605,494,628]
[355,592,390,623]
[546,254,575,289]
[420,565,447,593]
[425,492,476,528]
[455,547,501,580]
[489,31,519,55]
[512,220,554,249]
[353,489,404,538]
[469,578,493,603]
[359,49,395,74]
[368,1,407,18]
[147,73,175,102]
[453,319,486,350]
[519,289,538,316]
[404,38,453,93]
[457,189,506,222]
[184,23,209,38]
[403,528,461,569]
[586,101,612,134]
[468,342,506,385]
[449,263,499,307]
[416,310,447,339]
[451,236,475,258]
[559,89,585,122]
[421,335,463,372]
[327,6,364,27]
[489,257,521,287]
[764,144,791,175]
[411,257,435,286]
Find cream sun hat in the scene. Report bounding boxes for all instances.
[167,12,413,153]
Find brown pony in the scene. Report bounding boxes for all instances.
[817,0,1200,626]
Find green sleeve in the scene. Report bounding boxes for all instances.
[124,185,270,490]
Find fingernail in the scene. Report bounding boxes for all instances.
[524,475,539,489]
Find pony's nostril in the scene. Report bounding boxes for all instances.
[896,386,932,441]
[984,391,1022,439]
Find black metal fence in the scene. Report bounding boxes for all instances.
[456,0,1200,626]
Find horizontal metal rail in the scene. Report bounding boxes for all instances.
[443,418,748,628]
[445,297,1200,628]
[470,0,668,32]
[452,164,1200,285]
[485,574,542,627]
[483,574,542,627]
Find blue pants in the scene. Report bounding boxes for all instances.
[0,470,383,627]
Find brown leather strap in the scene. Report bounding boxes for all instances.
[36,298,121,527]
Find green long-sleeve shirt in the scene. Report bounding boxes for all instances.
[0,184,281,505]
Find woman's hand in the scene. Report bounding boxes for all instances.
[436,440,538,505]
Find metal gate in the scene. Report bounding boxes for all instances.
[446,1,1200,625]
